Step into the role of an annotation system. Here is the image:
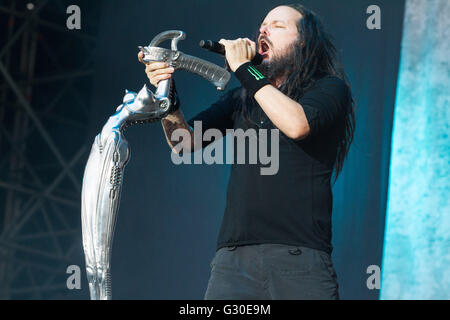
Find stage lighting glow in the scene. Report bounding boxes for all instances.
[381,0,450,299]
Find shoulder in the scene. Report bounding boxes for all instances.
[214,86,243,103]
[211,87,246,115]
[306,75,351,106]
[225,86,244,98]
[313,75,350,96]
[313,75,348,91]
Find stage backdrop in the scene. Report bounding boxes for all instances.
[381,0,450,299]
[86,0,405,299]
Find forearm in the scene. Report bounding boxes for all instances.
[254,85,310,140]
[161,109,195,152]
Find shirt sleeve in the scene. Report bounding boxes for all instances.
[187,87,241,136]
[299,76,351,137]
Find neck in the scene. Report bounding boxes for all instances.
[270,74,288,88]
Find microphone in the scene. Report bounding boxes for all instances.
[199,40,264,65]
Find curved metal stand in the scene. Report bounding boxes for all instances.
[81,30,230,300]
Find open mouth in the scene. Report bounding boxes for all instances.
[258,38,270,56]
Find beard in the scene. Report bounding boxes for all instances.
[259,42,297,81]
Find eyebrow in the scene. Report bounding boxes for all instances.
[261,19,287,26]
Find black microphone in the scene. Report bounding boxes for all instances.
[199,40,264,65]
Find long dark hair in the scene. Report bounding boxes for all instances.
[244,3,356,181]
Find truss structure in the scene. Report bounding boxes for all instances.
[0,0,102,299]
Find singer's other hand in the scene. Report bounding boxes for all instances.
[138,51,175,88]
[219,38,256,72]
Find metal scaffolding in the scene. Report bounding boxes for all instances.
[0,0,101,299]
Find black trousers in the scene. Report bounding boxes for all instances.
[204,244,339,300]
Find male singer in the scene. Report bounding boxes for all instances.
[138,4,355,299]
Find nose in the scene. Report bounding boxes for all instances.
[259,24,270,37]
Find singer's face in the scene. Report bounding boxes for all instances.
[258,6,302,62]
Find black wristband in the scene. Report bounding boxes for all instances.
[234,62,270,97]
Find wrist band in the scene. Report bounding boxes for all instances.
[234,62,270,97]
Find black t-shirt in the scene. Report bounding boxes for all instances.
[188,75,351,254]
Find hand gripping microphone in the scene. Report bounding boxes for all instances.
[199,40,264,65]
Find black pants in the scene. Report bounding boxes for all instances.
[204,244,339,300]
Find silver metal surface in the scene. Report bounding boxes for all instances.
[139,30,231,91]
[81,30,230,300]
[81,87,153,300]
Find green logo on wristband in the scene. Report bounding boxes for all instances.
[247,65,265,80]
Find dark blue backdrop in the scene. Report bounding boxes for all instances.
[87,0,405,299]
